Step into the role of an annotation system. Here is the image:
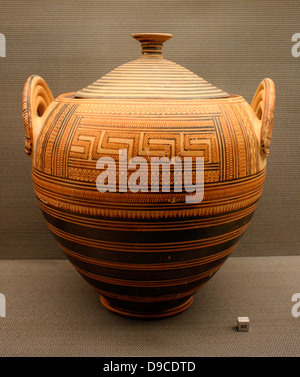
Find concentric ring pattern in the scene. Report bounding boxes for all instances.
[22,33,274,319]
[74,58,229,100]
[75,33,229,100]
[30,94,265,319]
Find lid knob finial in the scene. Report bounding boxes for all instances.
[132,33,173,56]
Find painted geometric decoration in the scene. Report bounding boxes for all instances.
[22,33,275,318]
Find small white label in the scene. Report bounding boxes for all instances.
[237,316,249,332]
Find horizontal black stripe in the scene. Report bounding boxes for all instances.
[52,233,242,265]
[100,295,193,315]
[80,273,213,299]
[42,209,253,244]
[66,253,229,282]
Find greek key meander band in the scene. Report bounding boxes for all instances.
[29,92,266,316]
[35,97,259,187]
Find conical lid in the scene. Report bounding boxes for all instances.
[74,33,229,100]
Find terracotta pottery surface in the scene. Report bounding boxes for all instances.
[22,33,275,319]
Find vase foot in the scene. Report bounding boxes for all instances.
[99,295,194,320]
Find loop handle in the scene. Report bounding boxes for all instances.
[251,78,276,157]
[22,75,54,156]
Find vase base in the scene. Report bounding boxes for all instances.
[99,295,194,320]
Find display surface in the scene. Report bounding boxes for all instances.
[22,33,275,319]
[1,256,299,357]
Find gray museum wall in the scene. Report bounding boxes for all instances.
[0,0,299,258]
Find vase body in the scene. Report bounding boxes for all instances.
[22,34,275,319]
